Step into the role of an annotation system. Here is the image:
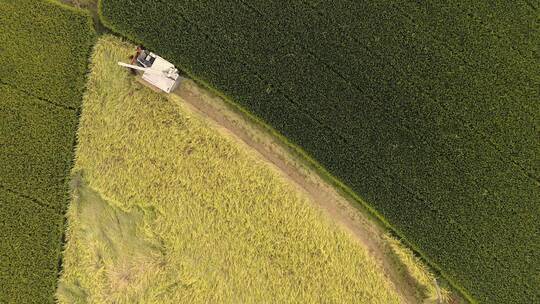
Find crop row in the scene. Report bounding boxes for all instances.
[300,0,539,179]
[0,0,95,303]
[0,84,79,211]
[230,0,539,184]
[0,0,96,109]
[253,0,539,180]
[0,190,64,304]
[100,1,539,303]
[414,0,540,63]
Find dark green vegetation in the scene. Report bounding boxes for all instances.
[0,191,64,302]
[101,1,539,303]
[0,85,79,210]
[0,0,95,302]
[0,0,95,109]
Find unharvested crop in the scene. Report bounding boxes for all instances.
[58,36,403,304]
[0,84,78,210]
[0,191,64,303]
[0,0,95,302]
[100,1,540,303]
[0,0,95,108]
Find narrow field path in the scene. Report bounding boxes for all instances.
[172,79,422,304]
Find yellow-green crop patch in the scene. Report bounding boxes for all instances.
[0,84,78,210]
[0,0,95,302]
[0,0,95,108]
[0,191,64,303]
[58,35,403,303]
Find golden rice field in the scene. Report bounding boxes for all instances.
[57,36,405,303]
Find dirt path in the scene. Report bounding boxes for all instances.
[172,79,422,304]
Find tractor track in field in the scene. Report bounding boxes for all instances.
[169,79,423,304]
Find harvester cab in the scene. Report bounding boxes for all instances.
[118,47,181,93]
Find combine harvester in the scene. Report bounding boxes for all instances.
[118,47,181,93]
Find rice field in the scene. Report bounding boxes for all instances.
[0,1,95,302]
[100,1,540,302]
[57,36,405,303]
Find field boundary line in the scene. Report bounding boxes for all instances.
[0,183,59,214]
[0,79,77,112]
